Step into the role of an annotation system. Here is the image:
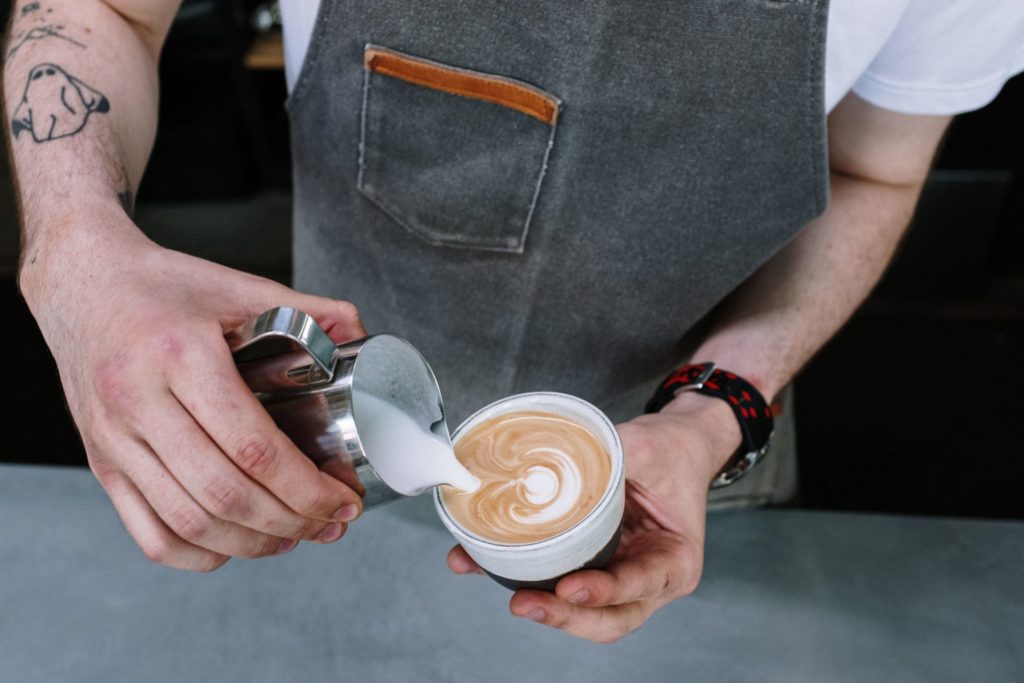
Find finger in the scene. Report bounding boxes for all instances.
[103,471,229,572]
[220,275,367,342]
[447,545,485,575]
[509,590,653,644]
[164,335,364,524]
[122,437,315,559]
[555,564,658,608]
[556,540,696,607]
[268,293,366,343]
[134,388,334,542]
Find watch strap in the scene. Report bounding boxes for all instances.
[645,363,774,487]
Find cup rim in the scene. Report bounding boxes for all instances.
[434,391,623,552]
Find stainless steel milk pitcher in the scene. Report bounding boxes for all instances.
[230,307,452,509]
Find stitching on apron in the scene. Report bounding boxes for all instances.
[356,63,371,191]
[364,44,560,125]
[519,117,559,253]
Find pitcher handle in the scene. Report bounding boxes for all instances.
[229,307,337,379]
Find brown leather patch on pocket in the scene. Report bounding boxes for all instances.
[364,45,559,125]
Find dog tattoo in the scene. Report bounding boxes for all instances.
[7,26,86,61]
[11,64,110,143]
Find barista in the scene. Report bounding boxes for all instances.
[5,0,1023,643]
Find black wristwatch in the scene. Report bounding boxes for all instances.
[644,362,774,488]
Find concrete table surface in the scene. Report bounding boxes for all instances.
[1,464,1022,682]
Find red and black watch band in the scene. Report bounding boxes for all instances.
[644,362,774,487]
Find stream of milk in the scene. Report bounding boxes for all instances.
[352,390,481,496]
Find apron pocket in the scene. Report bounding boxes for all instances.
[357,44,560,253]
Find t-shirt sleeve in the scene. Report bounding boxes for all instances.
[852,0,1024,115]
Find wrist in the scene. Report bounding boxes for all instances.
[18,201,149,309]
[645,362,776,487]
[657,391,743,475]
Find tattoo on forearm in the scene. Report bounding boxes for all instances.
[7,26,86,61]
[118,189,134,216]
[10,64,109,143]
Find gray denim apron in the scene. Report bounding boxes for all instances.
[286,0,829,506]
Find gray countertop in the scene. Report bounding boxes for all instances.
[1,464,1022,682]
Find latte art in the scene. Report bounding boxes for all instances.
[442,410,612,544]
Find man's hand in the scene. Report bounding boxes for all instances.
[447,393,739,643]
[21,212,367,572]
[6,0,372,573]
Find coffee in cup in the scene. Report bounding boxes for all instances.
[435,392,625,590]
[441,410,612,544]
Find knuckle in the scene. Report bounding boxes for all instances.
[299,520,329,541]
[169,504,212,544]
[138,534,175,566]
[293,479,329,517]
[547,611,571,630]
[609,620,637,644]
[145,330,186,364]
[240,536,281,560]
[202,476,251,520]
[197,554,230,573]
[87,408,121,445]
[268,512,320,540]
[92,353,138,411]
[678,566,702,597]
[234,434,279,478]
[87,433,122,471]
[592,615,629,644]
[669,548,703,597]
[262,535,287,557]
[594,632,624,645]
[88,455,120,490]
[334,299,360,321]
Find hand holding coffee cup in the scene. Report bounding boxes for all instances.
[445,390,739,643]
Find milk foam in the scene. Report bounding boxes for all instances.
[514,448,582,524]
[441,410,611,544]
[353,390,480,496]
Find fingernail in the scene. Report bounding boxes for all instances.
[333,504,360,522]
[277,538,298,554]
[317,523,343,542]
[524,608,546,623]
[568,588,590,604]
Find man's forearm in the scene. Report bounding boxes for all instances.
[654,168,931,473]
[657,97,952,474]
[3,0,177,292]
[683,97,953,413]
[691,169,925,403]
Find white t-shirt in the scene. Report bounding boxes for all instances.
[280,0,1024,115]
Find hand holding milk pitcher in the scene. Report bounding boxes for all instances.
[233,307,624,589]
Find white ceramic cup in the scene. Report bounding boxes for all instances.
[434,392,625,590]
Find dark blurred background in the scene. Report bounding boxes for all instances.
[1,1,1021,519]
